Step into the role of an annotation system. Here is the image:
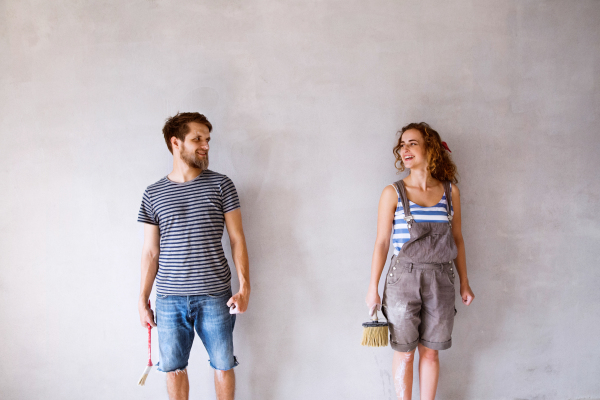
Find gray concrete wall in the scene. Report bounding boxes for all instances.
[1,1,599,399]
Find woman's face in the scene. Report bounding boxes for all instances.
[399,129,426,169]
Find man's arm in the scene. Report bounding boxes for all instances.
[224,208,250,313]
[138,223,160,327]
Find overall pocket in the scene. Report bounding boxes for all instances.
[440,269,455,288]
[386,260,405,286]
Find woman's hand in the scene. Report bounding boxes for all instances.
[366,289,382,315]
[460,283,475,306]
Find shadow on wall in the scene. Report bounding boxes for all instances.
[435,135,497,400]
[218,127,315,398]
[232,182,314,400]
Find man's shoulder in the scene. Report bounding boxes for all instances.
[201,169,234,185]
[144,176,169,194]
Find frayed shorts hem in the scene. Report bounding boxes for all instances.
[156,363,188,374]
[209,356,239,371]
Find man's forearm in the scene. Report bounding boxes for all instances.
[231,239,250,292]
[139,252,159,304]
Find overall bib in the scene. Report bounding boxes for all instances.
[382,180,458,352]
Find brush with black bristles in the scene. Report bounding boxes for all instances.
[361,306,388,347]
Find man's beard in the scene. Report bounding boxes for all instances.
[180,145,209,170]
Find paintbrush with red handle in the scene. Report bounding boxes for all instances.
[137,300,153,386]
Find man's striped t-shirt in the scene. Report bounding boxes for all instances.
[137,170,240,296]
[392,184,453,256]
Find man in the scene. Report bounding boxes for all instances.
[137,112,250,400]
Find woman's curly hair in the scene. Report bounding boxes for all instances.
[393,122,458,184]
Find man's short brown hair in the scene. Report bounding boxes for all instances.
[162,112,213,154]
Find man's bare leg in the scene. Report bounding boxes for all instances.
[392,350,415,400]
[166,369,189,400]
[214,369,235,400]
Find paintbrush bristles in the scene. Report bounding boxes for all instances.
[361,325,389,347]
[137,365,152,386]
[137,373,149,386]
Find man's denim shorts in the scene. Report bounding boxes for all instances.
[155,289,238,372]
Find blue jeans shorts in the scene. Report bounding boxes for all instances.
[155,289,238,372]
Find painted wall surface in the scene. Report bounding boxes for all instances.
[1,1,599,399]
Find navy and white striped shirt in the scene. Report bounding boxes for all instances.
[138,170,240,295]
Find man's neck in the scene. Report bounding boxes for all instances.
[168,158,204,183]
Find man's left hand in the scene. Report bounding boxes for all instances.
[227,291,249,314]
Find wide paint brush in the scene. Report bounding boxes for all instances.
[137,300,154,386]
[361,305,389,347]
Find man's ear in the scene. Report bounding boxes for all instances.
[171,136,180,152]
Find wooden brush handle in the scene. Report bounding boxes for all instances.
[370,304,381,321]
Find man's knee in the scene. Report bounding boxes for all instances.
[214,368,235,379]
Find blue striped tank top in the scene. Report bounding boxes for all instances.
[392,184,454,255]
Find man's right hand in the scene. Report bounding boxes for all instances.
[138,301,157,328]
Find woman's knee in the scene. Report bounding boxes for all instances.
[418,346,439,362]
[395,350,416,363]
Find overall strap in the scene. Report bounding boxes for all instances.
[393,180,414,228]
[442,181,453,226]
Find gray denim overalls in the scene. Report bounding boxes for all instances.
[382,180,458,352]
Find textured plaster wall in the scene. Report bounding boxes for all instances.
[1,1,599,399]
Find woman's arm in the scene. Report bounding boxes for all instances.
[365,185,398,311]
[450,184,475,306]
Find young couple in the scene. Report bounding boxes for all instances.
[137,113,474,400]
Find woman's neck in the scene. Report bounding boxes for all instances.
[405,167,437,190]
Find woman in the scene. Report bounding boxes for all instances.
[366,122,475,399]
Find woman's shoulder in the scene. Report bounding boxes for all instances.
[380,184,399,206]
[383,184,399,197]
[450,182,459,196]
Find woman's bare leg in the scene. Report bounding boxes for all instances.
[417,343,439,400]
[393,350,415,400]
